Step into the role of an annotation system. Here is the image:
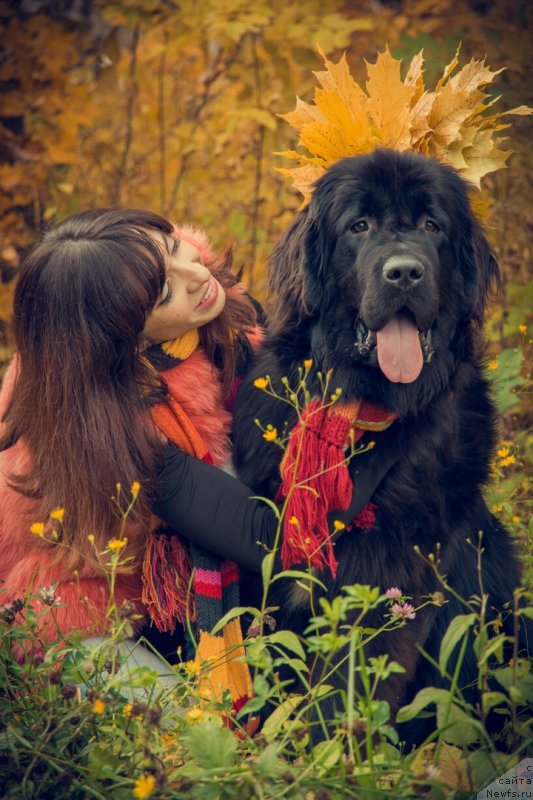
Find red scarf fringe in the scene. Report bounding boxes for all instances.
[279,399,396,576]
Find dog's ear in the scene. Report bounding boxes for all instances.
[457,213,501,325]
[471,225,501,324]
[268,199,333,331]
[302,205,334,312]
[267,212,309,336]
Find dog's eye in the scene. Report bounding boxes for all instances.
[425,219,440,233]
[350,220,368,234]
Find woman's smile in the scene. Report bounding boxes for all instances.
[196,276,218,309]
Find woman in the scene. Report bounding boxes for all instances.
[0,208,380,704]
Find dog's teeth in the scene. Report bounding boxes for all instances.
[420,329,435,363]
[359,331,375,355]
[354,317,366,344]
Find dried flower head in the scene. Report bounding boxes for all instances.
[38,585,60,606]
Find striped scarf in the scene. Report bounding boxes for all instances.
[141,327,257,727]
[278,398,397,577]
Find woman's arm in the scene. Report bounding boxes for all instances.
[152,441,398,572]
[153,442,277,571]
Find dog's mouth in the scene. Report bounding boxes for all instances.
[354,310,434,384]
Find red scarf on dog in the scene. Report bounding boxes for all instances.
[278,399,397,576]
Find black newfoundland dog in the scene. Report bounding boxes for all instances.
[233,148,528,741]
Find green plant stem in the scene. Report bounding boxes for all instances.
[434,630,469,763]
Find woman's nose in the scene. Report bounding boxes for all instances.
[176,260,211,288]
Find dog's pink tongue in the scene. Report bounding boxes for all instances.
[376,315,423,383]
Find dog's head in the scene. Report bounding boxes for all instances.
[269,149,500,411]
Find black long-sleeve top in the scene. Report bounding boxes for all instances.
[152,440,398,573]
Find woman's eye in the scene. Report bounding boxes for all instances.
[159,280,173,306]
[425,219,440,233]
[350,220,368,234]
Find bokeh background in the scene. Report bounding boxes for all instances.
[0,0,531,558]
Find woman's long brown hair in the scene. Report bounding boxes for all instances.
[0,208,257,570]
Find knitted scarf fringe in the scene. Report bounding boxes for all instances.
[279,399,396,577]
[142,534,195,632]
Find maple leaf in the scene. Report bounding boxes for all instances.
[278,47,533,205]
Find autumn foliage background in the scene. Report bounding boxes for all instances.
[0,0,531,529]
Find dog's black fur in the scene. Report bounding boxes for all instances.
[233,149,529,742]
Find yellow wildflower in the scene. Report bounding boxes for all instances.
[185,706,204,723]
[500,455,516,468]
[50,508,64,522]
[487,360,498,371]
[262,426,278,442]
[183,660,201,677]
[512,516,521,524]
[108,538,127,551]
[289,516,299,526]
[497,446,510,459]
[30,522,45,536]
[92,698,106,715]
[492,504,503,514]
[253,377,268,390]
[133,774,156,799]
[367,440,376,449]
[333,520,346,532]
[303,358,313,369]
[87,534,95,544]
[131,481,141,497]
[518,324,527,334]
[124,703,134,717]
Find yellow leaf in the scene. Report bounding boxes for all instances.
[365,48,416,150]
[281,97,325,130]
[404,49,425,104]
[435,47,461,91]
[427,87,477,151]
[277,46,532,205]
[448,58,502,94]
[277,163,325,206]
[314,49,369,126]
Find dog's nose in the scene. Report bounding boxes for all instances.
[383,256,424,289]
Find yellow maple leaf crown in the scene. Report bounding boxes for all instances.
[278,46,532,210]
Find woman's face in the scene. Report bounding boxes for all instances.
[142,231,226,344]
